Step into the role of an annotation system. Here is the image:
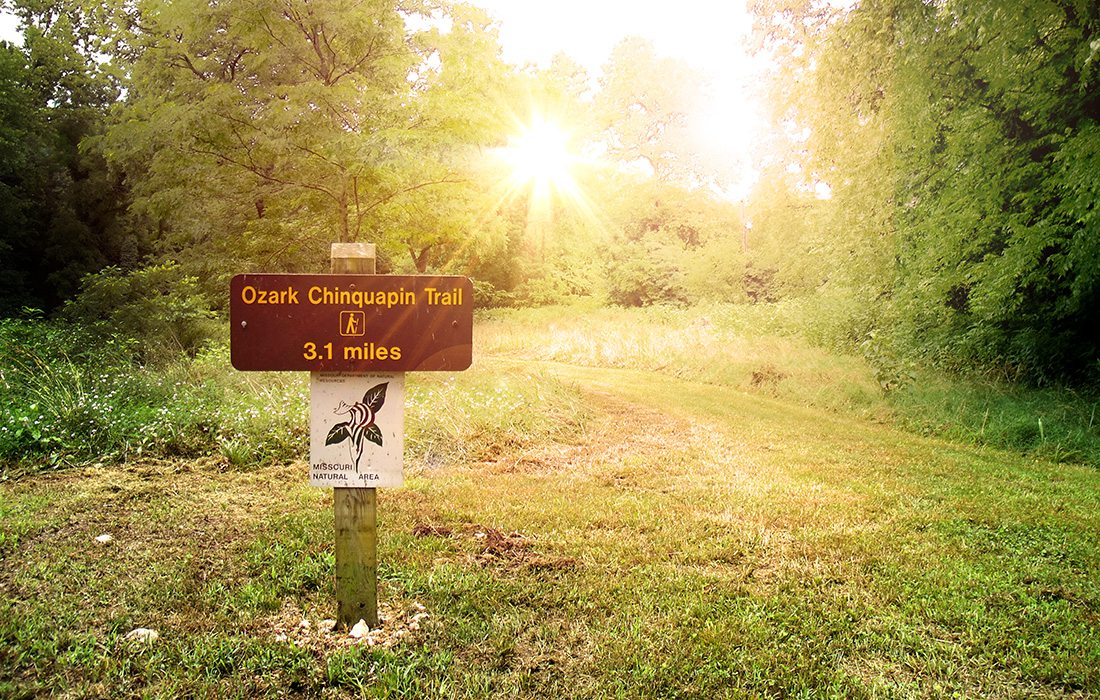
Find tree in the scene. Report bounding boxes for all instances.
[101,0,510,291]
[754,0,1100,382]
[0,0,139,314]
[595,37,709,187]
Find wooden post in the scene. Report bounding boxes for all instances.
[330,242,379,629]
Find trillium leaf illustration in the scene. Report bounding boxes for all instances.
[328,382,389,472]
[362,383,387,412]
[363,424,383,448]
[325,423,351,446]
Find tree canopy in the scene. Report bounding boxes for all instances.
[753,0,1100,382]
[1,0,1096,383]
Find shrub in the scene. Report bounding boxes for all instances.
[606,244,688,307]
[59,263,220,365]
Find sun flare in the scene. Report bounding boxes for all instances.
[503,118,576,194]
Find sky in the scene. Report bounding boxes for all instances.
[0,11,21,46]
[468,0,755,74]
[467,0,767,197]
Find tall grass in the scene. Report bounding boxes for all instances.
[406,364,587,470]
[478,302,1100,467]
[478,302,887,419]
[0,321,309,470]
[0,318,586,475]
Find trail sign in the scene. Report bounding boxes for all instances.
[230,274,473,372]
[230,247,474,629]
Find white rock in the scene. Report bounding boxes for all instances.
[320,618,336,631]
[349,619,370,638]
[94,534,113,544]
[124,628,158,643]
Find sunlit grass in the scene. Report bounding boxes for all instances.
[478,303,1100,467]
[2,303,1098,696]
[2,360,1098,697]
[477,303,887,419]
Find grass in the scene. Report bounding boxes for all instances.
[3,350,1099,696]
[479,304,1100,466]
[2,304,1099,696]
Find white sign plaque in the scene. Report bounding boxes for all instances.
[309,372,404,487]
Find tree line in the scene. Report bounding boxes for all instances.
[1,0,1096,384]
[752,0,1099,384]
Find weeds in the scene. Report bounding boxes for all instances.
[0,319,586,477]
[0,320,307,470]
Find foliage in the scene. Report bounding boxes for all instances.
[596,37,710,186]
[97,0,511,294]
[59,263,219,364]
[0,17,140,315]
[600,176,748,307]
[755,0,1100,384]
[0,323,306,469]
[605,237,690,307]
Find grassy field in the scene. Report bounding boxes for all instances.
[2,309,1099,698]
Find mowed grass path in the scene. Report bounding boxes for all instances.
[2,360,1099,698]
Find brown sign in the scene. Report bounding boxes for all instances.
[230,274,472,371]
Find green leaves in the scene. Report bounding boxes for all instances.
[761,0,1100,382]
[100,0,509,282]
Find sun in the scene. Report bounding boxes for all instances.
[502,117,576,195]
[486,113,605,260]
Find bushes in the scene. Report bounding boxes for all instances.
[606,240,690,307]
[59,263,220,365]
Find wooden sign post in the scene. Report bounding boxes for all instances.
[229,243,473,629]
[331,243,379,628]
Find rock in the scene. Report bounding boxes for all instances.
[94,534,113,544]
[124,628,158,643]
[320,618,336,632]
[349,619,370,639]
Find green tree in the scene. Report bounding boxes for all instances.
[0,0,139,314]
[754,0,1100,382]
[101,0,510,291]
